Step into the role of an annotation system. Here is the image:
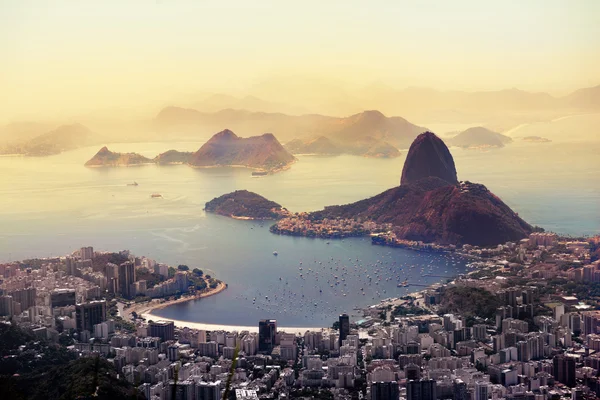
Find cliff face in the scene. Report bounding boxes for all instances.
[400,131,458,186]
[189,130,295,170]
[84,147,153,167]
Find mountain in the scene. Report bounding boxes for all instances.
[0,123,97,156]
[188,129,295,171]
[563,84,600,109]
[311,132,532,246]
[401,131,458,186]
[447,127,513,149]
[0,121,55,144]
[205,190,285,219]
[284,136,342,155]
[154,107,425,148]
[153,150,193,164]
[84,146,153,167]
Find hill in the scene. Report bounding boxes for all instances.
[0,123,97,156]
[84,146,153,167]
[153,149,193,164]
[447,126,513,149]
[189,129,295,171]
[205,190,285,219]
[310,132,532,246]
[284,136,343,155]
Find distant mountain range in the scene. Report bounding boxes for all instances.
[84,130,295,172]
[0,123,99,156]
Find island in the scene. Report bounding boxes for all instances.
[285,134,401,158]
[188,129,295,171]
[447,126,513,149]
[152,149,193,164]
[205,190,288,220]
[84,146,153,167]
[522,135,552,143]
[84,130,295,173]
[209,131,533,247]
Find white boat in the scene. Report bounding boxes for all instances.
[273,251,278,256]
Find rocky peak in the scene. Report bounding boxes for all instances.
[400,131,458,186]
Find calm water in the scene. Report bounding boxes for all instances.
[0,114,598,326]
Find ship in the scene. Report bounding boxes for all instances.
[252,171,268,176]
[397,280,409,287]
[127,181,139,186]
[150,193,162,198]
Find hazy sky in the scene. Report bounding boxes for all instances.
[1,0,599,120]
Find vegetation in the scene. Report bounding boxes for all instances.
[438,286,502,324]
[205,190,283,219]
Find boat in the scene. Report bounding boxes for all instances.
[150,193,162,198]
[397,280,409,287]
[273,251,278,256]
[252,171,268,176]
[127,181,139,186]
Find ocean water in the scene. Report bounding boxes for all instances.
[0,114,598,326]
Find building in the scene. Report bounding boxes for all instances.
[453,379,468,400]
[370,381,399,400]
[258,319,277,353]
[339,313,350,347]
[474,381,489,400]
[553,354,576,387]
[0,295,14,316]
[51,289,76,308]
[196,380,221,400]
[75,300,107,332]
[118,261,136,299]
[148,320,174,341]
[407,379,436,400]
[9,288,36,311]
[80,246,94,261]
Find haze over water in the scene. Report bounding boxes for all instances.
[0,115,598,327]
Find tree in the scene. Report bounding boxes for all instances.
[177,265,189,271]
[192,268,203,276]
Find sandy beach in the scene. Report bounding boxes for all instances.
[122,281,227,321]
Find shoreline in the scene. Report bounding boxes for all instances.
[123,281,227,320]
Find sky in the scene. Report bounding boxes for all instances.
[1,0,599,121]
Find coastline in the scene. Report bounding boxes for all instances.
[123,281,227,320]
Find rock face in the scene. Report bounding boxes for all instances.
[448,127,512,149]
[205,190,284,219]
[189,130,295,170]
[400,131,458,186]
[84,147,153,167]
[311,132,532,246]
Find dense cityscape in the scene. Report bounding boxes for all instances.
[1,232,599,399]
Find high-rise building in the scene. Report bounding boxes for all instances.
[9,288,36,311]
[553,354,576,387]
[370,381,399,400]
[339,313,350,347]
[80,246,94,261]
[407,379,436,400]
[51,289,76,308]
[105,263,119,294]
[258,319,277,353]
[196,381,221,400]
[65,257,76,276]
[474,381,489,400]
[149,320,175,341]
[0,295,14,316]
[453,379,468,400]
[76,300,107,332]
[118,261,136,299]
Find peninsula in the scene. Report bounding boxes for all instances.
[270,132,532,246]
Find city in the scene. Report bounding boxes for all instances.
[1,232,599,399]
